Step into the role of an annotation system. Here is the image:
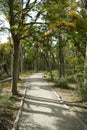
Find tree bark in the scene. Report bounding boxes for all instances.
[48,53,53,81]
[20,45,24,73]
[58,35,65,79]
[43,52,53,81]
[8,0,21,95]
[34,44,38,72]
[84,36,87,66]
[11,36,20,95]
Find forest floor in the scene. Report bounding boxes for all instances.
[0,73,87,130]
[0,75,28,130]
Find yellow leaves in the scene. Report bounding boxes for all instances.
[50,21,75,29]
[71,2,78,11]
[68,22,75,28]
[44,30,51,36]
[68,9,87,34]
[68,11,80,21]
[68,2,80,22]
[66,56,77,67]
[44,20,75,36]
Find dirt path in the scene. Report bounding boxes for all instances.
[18,73,87,130]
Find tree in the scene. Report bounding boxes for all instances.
[0,0,45,95]
[44,0,70,79]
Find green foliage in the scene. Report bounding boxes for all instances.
[67,75,76,83]
[44,70,69,88]
[4,109,13,117]
[0,43,11,76]
[77,80,87,101]
[76,68,87,100]
[0,94,10,108]
[45,0,69,23]
[0,83,2,92]
[57,78,68,88]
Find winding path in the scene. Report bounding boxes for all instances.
[18,73,87,130]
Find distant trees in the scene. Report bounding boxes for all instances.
[0,43,11,77]
[44,0,87,77]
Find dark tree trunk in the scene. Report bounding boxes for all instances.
[20,45,24,73]
[84,42,87,70]
[34,45,38,72]
[11,37,20,95]
[58,35,65,79]
[84,3,87,81]
[48,54,53,81]
[34,54,38,72]
[3,64,10,77]
[51,53,57,69]
[8,0,21,95]
[43,52,53,81]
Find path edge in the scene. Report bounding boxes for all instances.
[12,87,27,130]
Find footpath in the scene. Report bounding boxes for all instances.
[18,73,87,130]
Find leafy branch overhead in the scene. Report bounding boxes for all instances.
[0,0,46,40]
[44,1,87,36]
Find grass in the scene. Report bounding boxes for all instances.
[43,70,82,102]
[1,81,11,88]
[0,75,25,130]
[20,71,33,77]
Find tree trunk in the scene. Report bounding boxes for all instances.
[58,35,65,79]
[48,54,53,81]
[34,45,38,72]
[20,45,24,73]
[44,52,53,81]
[51,53,57,69]
[34,56,38,72]
[11,37,20,95]
[84,42,87,68]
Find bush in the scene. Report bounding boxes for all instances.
[67,75,76,83]
[76,69,87,101]
[77,81,87,101]
[0,83,2,93]
[57,78,68,88]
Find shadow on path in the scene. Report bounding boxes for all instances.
[18,73,87,130]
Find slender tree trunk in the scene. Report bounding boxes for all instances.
[84,42,87,83]
[34,45,38,72]
[48,53,53,81]
[83,1,87,83]
[58,35,65,79]
[20,45,24,73]
[34,57,38,72]
[51,53,57,69]
[44,52,53,81]
[84,42,87,68]
[11,37,20,95]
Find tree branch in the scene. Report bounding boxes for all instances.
[24,21,48,26]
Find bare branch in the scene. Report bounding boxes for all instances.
[24,21,48,26]
[24,0,31,10]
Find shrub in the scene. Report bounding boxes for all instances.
[67,75,76,83]
[76,69,87,101]
[57,78,68,88]
[0,83,2,92]
[77,81,87,101]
